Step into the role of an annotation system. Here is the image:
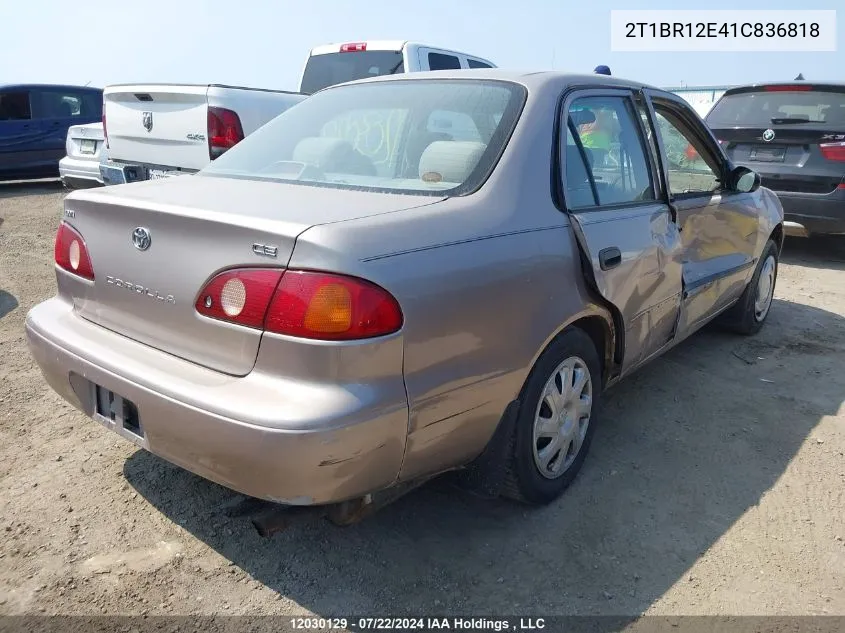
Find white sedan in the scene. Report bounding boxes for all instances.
[59,122,106,189]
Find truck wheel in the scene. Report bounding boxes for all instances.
[502,327,601,505]
[720,239,779,335]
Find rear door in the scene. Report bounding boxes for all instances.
[561,88,684,375]
[104,85,211,170]
[0,89,39,176]
[706,84,845,195]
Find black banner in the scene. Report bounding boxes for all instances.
[1,617,844,633]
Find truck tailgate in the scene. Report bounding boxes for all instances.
[104,84,210,170]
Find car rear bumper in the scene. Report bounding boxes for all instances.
[59,156,103,186]
[774,186,845,236]
[25,297,408,505]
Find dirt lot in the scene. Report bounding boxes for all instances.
[0,181,843,618]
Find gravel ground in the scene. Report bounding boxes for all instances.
[0,181,843,617]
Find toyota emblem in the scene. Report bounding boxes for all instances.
[762,129,776,142]
[132,227,152,251]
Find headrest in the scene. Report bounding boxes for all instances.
[418,141,486,184]
[570,109,596,126]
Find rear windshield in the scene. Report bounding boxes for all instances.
[707,87,845,127]
[300,51,405,95]
[200,79,525,196]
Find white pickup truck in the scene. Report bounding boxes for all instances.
[100,40,495,185]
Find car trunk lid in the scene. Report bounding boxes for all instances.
[66,123,105,160]
[104,84,212,170]
[62,175,442,375]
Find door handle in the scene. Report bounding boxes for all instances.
[598,247,622,270]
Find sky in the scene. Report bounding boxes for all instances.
[1,0,841,91]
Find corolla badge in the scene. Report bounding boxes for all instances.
[762,129,776,142]
[142,111,153,132]
[132,227,152,251]
[106,276,176,304]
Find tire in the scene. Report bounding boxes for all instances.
[720,239,779,335]
[502,327,602,505]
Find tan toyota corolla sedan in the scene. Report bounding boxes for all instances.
[26,70,784,520]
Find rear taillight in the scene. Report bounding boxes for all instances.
[196,269,283,329]
[684,144,699,160]
[265,271,403,340]
[820,142,845,162]
[207,106,244,159]
[195,269,403,340]
[55,222,95,280]
[340,42,367,52]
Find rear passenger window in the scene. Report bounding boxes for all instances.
[428,53,461,70]
[467,59,493,69]
[0,92,31,120]
[563,95,655,208]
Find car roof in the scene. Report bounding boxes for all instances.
[322,68,664,94]
[0,83,103,92]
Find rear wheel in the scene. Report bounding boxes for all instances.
[502,327,601,504]
[720,239,779,335]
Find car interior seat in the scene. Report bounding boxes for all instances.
[403,130,453,178]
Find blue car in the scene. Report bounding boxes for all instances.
[0,84,103,181]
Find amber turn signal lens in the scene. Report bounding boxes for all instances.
[303,283,353,333]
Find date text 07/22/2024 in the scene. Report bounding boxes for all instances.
[289,618,548,631]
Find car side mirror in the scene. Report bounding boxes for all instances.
[729,165,761,193]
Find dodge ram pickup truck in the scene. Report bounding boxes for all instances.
[100,84,305,184]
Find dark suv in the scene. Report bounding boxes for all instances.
[706,82,845,237]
